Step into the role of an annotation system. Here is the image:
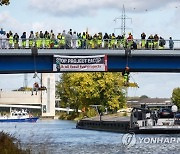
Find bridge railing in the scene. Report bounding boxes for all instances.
[0,38,179,50]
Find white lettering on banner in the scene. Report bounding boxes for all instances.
[53,55,107,72]
[87,58,101,63]
[66,58,101,64]
[59,58,67,63]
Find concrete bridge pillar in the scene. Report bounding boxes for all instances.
[41,73,55,118]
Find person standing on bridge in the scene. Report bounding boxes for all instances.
[141,32,146,49]
[1,31,7,49]
[159,36,166,49]
[169,37,174,50]
[127,32,133,49]
[29,31,34,48]
[103,33,109,49]
[154,34,159,49]
[21,32,26,48]
[147,34,154,49]
[72,31,77,49]
[0,28,4,35]
[13,33,19,49]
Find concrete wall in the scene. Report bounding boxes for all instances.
[41,73,55,118]
[0,91,41,104]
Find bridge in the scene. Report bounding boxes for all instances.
[0,46,180,118]
[0,49,180,73]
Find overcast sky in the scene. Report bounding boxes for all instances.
[0,73,179,98]
[1,0,180,38]
[0,0,180,98]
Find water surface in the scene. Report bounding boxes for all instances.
[0,120,180,154]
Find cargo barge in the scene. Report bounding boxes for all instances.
[76,105,180,134]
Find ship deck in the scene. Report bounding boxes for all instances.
[82,115,130,122]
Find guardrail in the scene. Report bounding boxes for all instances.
[0,38,179,50]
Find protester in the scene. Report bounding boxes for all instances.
[169,37,174,50]
[32,82,39,95]
[72,31,77,49]
[1,32,7,49]
[122,67,130,86]
[0,28,176,50]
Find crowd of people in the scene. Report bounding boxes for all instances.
[0,28,174,50]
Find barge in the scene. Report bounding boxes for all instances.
[76,105,180,134]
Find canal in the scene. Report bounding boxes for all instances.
[0,120,180,154]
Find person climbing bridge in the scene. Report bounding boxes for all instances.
[122,66,130,86]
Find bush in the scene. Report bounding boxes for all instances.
[0,131,28,154]
[86,108,97,118]
[122,112,128,116]
[58,112,79,120]
[58,112,68,120]
[58,108,97,120]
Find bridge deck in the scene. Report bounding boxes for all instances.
[0,49,180,73]
[0,49,180,56]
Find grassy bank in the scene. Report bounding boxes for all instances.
[0,131,29,154]
[57,108,97,121]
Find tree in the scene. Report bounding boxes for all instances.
[172,87,180,109]
[56,72,137,113]
[0,0,10,6]
[140,95,149,98]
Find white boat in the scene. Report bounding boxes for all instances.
[0,109,39,122]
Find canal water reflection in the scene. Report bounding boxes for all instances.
[0,120,180,154]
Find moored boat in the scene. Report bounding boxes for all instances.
[76,104,180,134]
[0,109,39,122]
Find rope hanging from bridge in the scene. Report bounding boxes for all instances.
[123,48,139,88]
[31,48,47,93]
[123,48,131,86]
[31,54,47,96]
[126,51,129,67]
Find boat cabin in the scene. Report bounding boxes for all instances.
[130,104,179,129]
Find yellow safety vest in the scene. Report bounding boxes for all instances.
[9,36,13,44]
